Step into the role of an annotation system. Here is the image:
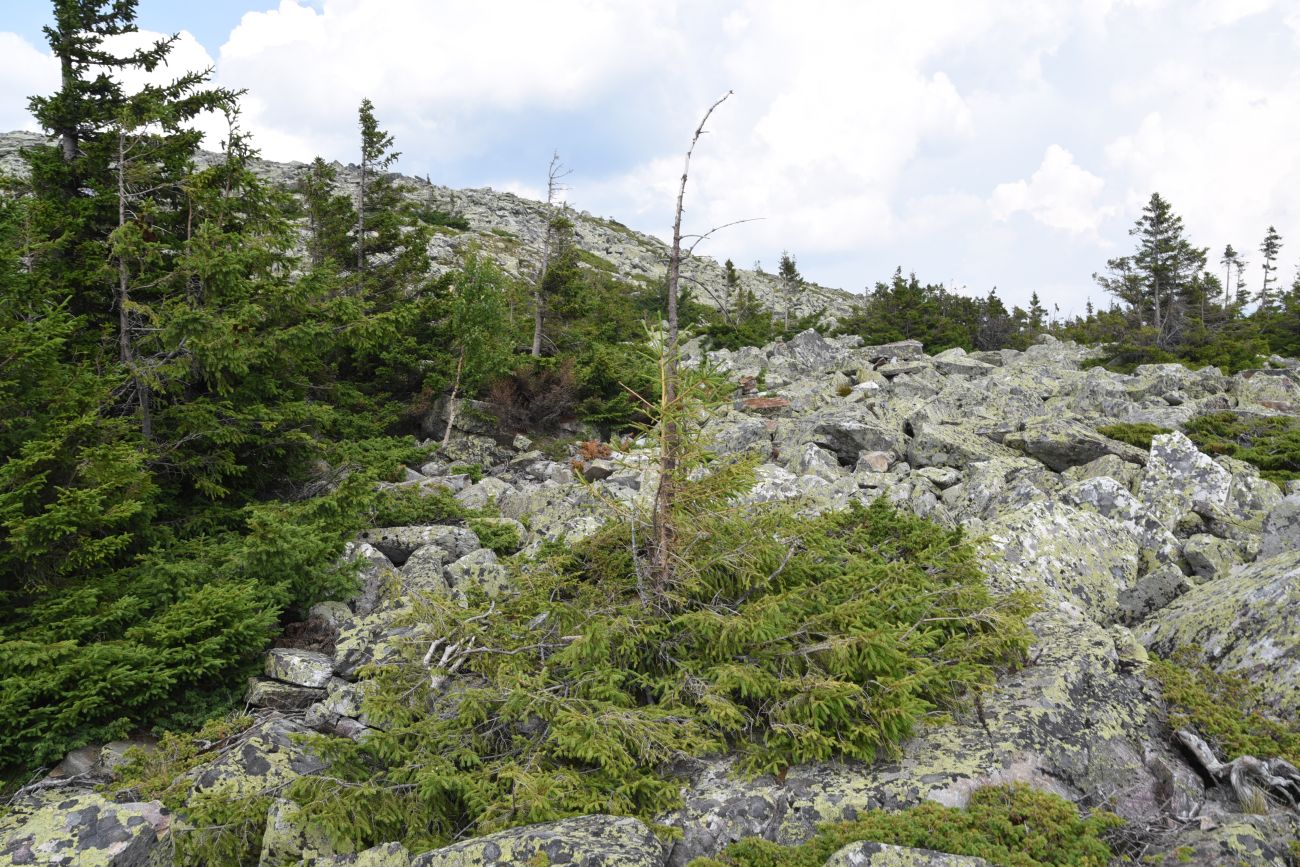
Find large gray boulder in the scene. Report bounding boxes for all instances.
[1139,550,1300,716]
[1137,432,1233,529]
[907,423,1017,469]
[981,500,1142,622]
[1003,418,1148,472]
[359,525,481,567]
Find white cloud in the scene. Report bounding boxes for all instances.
[0,32,57,131]
[212,0,687,162]
[2,0,1300,312]
[990,145,1111,236]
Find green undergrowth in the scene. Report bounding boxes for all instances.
[115,712,269,866]
[1150,649,1300,766]
[693,784,1119,866]
[1097,413,1300,484]
[1097,422,1170,450]
[1182,412,1300,484]
[285,462,1034,854]
[371,484,521,555]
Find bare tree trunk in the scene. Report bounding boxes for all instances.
[59,53,77,164]
[532,152,569,357]
[442,350,465,448]
[356,154,366,291]
[649,91,732,594]
[116,130,152,439]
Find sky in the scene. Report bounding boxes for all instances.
[3,0,1300,315]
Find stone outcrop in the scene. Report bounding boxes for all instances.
[12,325,1299,866]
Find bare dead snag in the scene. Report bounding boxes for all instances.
[648,90,733,596]
[531,151,571,357]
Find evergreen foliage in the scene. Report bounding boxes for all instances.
[1150,650,1300,767]
[1182,412,1300,484]
[696,783,1120,867]
[835,269,1035,353]
[1095,423,1170,450]
[286,470,1032,852]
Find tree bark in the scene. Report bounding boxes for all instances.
[442,349,465,448]
[116,130,152,439]
[532,152,567,358]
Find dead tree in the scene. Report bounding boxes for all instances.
[648,91,733,595]
[531,151,572,357]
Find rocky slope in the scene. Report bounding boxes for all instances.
[0,130,858,325]
[6,330,1300,866]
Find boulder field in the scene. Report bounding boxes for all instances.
[5,331,1299,866]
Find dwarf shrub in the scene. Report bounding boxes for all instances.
[1150,649,1300,766]
[287,461,1033,854]
[1096,422,1171,450]
[697,783,1120,867]
[1183,412,1300,484]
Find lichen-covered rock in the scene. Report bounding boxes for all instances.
[981,500,1141,621]
[788,442,846,481]
[941,458,1059,524]
[907,423,1017,469]
[1115,562,1192,625]
[453,477,515,511]
[258,797,350,866]
[1139,550,1300,716]
[767,607,1179,843]
[179,715,325,808]
[1137,432,1233,530]
[333,610,414,679]
[777,412,906,464]
[1061,454,1142,489]
[399,544,453,598]
[1234,368,1300,411]
[342,541,399,616]
[246,677,326,711]
[497,483,603,544]
[822,841,991,867]
[1258,493,1300,561]
[1182,533,1241,581]
[409,815,666,866]
[1003,418,1147,472]
[661,759,786,866]
[445,548,510,598]
[359,526,481,567]
[316,843,413,866]
[1057,476,1182,572]
[701,411,773,456]
[1141,813,1300,866]
[265,647,334,689]
[0,790,170,867]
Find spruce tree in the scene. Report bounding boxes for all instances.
[777,250,802,332]
[1259,226,1283,311]
[25,1,227,328]
[299,156,356,270]
[1096,193,1206,346]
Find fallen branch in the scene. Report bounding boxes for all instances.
[1177,729,1300,812]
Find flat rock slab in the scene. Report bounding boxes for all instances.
[265,647,335,688]
[411,815,665,866]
